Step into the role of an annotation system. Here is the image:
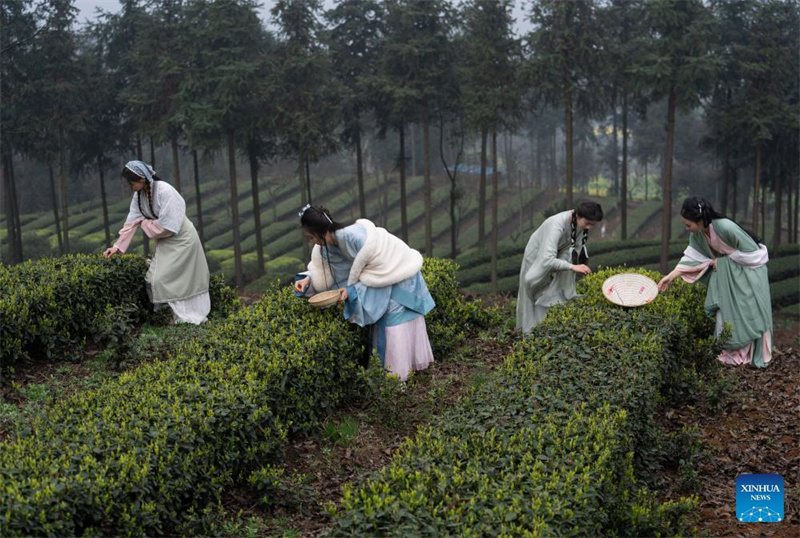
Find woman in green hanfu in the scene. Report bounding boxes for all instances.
[657,197,772,367]
[516,201,604,334]
[103,160,210,325]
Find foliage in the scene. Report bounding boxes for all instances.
[328,267,718,535]
[0,257,481,536]
[0,255,239,371]
[421,258,498,358]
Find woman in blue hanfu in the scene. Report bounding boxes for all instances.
[293,205,435,380]
[516,201,604,334]
[658,196,772,367]
[103,160,210,324]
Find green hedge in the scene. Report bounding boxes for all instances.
[421,258,497,358]
[0,258,481,536]
[328,268,714,536]
[0,255,148,368]
[771,276,800,309]
[0,255,239,371]
[0,287,365,536]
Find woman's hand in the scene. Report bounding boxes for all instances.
[102,246,120,259]
[337,288,348,303]
[294,277,310,294]
[657,275,673,292]
[710,258,717,271]
[571,264,592,275]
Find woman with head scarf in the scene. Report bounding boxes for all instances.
[516,201,604,334]
[293,205,435,381]
[103,160,210,324]
[657,196,772,367]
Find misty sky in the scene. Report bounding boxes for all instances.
[72,0,533,36]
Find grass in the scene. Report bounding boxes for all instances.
[323,416,360,448]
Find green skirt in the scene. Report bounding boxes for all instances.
[146,217,209,304]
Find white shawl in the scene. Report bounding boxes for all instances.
[124,181,185,234]
[309,219,423,288]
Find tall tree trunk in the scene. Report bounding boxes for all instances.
[410,123,417,177]
[761,180,766,242]
[8,157,21,259]
[732,167,738,221]
[478,126,488,248]
[382,137,389,228]
[143,136,153,257]
[298,150,309,261]
[534,131,542,188]
[490,128,499,294]
[398,124,408,242]
[786,170,793,245]
[356,128,366,218]
[772,164,783,250]
[192,150,205,245]
[550,125,557,187]
[752,142,761,236]
[621,92,629,240]
[49,164,63,254]
[721,141,730,214]
[793,172,799,243]
[249,147,264,278]
[660,88,676,274]
[644,160,648,201]
[423,106,432,256]
[171,136,181,193]
[98,155,111,247]
[565,86,574,209]
[2,154,18,263]
[439,117,459,259]
[611,87,619,196]
[136,134,143,160]
[228,130,243,289]
[59,128,70,253]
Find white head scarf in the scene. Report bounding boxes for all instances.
[124,160,156,184]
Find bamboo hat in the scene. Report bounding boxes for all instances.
[601,273,659,307]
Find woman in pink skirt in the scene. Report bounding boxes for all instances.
[294,205,435,380]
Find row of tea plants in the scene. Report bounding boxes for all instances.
[328,267,720,536]
[0,254,239,371]
[0,257,491,536]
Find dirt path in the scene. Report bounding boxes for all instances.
[665,330,800,537]
[241,313,516,537]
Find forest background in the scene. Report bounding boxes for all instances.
[1,0,798,292]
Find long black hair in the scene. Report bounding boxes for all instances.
[300,205,346,242]
[300,205,347,290]
[680,196,761,244]
[121,166,163,219]
[571,201,603,264]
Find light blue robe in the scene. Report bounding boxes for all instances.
[312,224,435,363]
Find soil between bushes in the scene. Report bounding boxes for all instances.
[664,334,800,537]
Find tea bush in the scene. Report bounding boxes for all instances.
[0,287,365,537]
[0,257,480,536]
[328,267,715,536]
[0,255,240,371]
[421,258,498,358]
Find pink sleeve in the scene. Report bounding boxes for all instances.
[676,260,713,283]
[113,218,144,253]
[141,219,174,239]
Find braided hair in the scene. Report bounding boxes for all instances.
[571,201,604,265]
[122,165,160,219]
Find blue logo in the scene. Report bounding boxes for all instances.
[736,474,784,523]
